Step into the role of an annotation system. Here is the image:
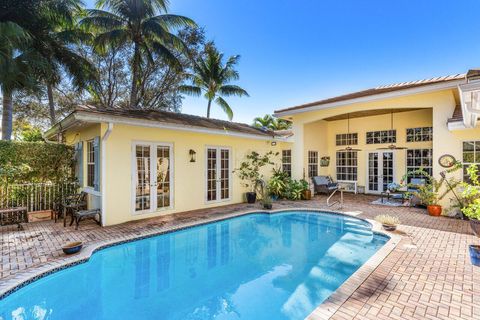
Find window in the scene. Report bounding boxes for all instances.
[463,141,480,182]
[282,150,292,176]
[406,127,432,142]
[87,140,95,187]
[406,149,432,182]
[336,151,357,181]
[336,133,358,146]
[366,130,396,144]
[308,151,318,178]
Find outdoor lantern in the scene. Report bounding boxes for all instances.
[189,149,196,162]
[271,141,277,146]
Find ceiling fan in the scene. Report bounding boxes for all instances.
[377,111,407,150]
[339,113,362,152]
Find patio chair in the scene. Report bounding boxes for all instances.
[54,192,88,227]
[407,178,426,207]
[312,176,339,195]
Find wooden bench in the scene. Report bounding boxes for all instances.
[0,207,28,230]
[72,209,101,230]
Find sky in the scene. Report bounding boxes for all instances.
[85,0,480,124]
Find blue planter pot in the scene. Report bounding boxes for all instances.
[469,245,480,267]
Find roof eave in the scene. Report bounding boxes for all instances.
[274,79,465,118]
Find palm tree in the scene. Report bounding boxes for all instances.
[81,0,196,108]
[253,114,291,130]
[179,43,249,120]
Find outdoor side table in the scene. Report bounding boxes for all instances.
[0,207,28,230]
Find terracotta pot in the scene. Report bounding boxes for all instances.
[470,219,480,237]
[427,205,442,216]
[303,190,312,200]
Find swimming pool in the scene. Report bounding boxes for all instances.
[0,210,388,320]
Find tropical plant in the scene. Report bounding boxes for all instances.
[267,169,288,198]
[234,151,277,193]
[461,164,480,220]
[179,42,249,120]
[375,214,400,226]
[403,166,461,206]
[81,0,196,108]
[253,114,292,130]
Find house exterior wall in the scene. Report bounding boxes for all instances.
[67,123,291,226]
[288,88,480,209]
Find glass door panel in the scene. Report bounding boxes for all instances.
[368,152,379,192]
[382,152,394,191]
[157,146,171,209]
[207,148,217,201]
[207,147,231,202]
[135,145,151,212]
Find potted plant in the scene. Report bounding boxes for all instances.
[387,182,401,193]
[375,214,400,231]
[460,164,480,236]
[268,168,288,200]
[235,151,278,203]
[320,156,330,167]
[262,190,273,210]
[405,166,461,216]
[300,179,311,200]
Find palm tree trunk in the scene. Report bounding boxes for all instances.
[47,84,56,126]
[129,43,141,109]
[1,89,13,140]
[207,99,212,118]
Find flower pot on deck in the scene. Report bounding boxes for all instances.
[470,219,480,237]
[382,224,397,232]
[302,190,312,200]
[246,192,257,204]
[469,245,480,267]
[427,205,442,216]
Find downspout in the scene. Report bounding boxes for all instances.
[101,123,114,226]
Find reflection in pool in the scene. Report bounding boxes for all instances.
[0,211,388,320]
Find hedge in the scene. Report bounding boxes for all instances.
[0,141,75,184]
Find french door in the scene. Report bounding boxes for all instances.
[133,142,173,214]
[367,151,394,193]
[206,147,231,203]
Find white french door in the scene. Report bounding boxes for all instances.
[133,142,173,214]
[206,147,231,203]
[367,151,394,194]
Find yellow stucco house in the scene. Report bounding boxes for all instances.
[275,70,480,205]
[46,70,480,226]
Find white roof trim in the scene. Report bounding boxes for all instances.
[458,82,480,128]
[447,120,468,131]
[50,111,289,142]
[275,79,465,117]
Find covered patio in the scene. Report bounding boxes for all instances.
[1,194,479,319]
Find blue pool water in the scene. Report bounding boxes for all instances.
[0,211,388,320]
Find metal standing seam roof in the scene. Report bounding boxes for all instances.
[275,74,466,114]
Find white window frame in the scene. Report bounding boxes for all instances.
[336,150,358,182]
[462,140,480,182]
[406,127,433,142]
[308,151,318,178]
[365,151,396,194]
[131,141,174,215]
[405,148,433,180]
[282,149,292,177]
[86,140,95,188]
[205,146,232,204]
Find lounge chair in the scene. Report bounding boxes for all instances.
[312,176,339,195]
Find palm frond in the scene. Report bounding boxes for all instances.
[215,96,233,120]
[151,14,197,29]
[178,85,202,97]
[150,40,183,70]
[219,85,249,97]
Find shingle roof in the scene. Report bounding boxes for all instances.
[74,106,277,137]
[275,74,466,114]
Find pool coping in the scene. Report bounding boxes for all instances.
[0,207,401,320]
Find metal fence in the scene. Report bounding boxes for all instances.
[0,182,79,212]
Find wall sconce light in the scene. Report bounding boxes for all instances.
[189,149,196,162]
[271,141,277,146]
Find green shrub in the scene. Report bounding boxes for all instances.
[0,141,75,185]
[267,168,309,200]
[461,164,480,220]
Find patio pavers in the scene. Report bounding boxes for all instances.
[1,193,479,319]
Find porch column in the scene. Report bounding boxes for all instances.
[291,121,305,180]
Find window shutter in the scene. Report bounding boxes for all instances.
[75,142,83,187]
[93,136,100,192]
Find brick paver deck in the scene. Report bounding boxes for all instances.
[1,194,479,319]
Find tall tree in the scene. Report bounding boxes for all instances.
[81,0,196,108]
[179,43,249,120]
[1,0,97,139]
